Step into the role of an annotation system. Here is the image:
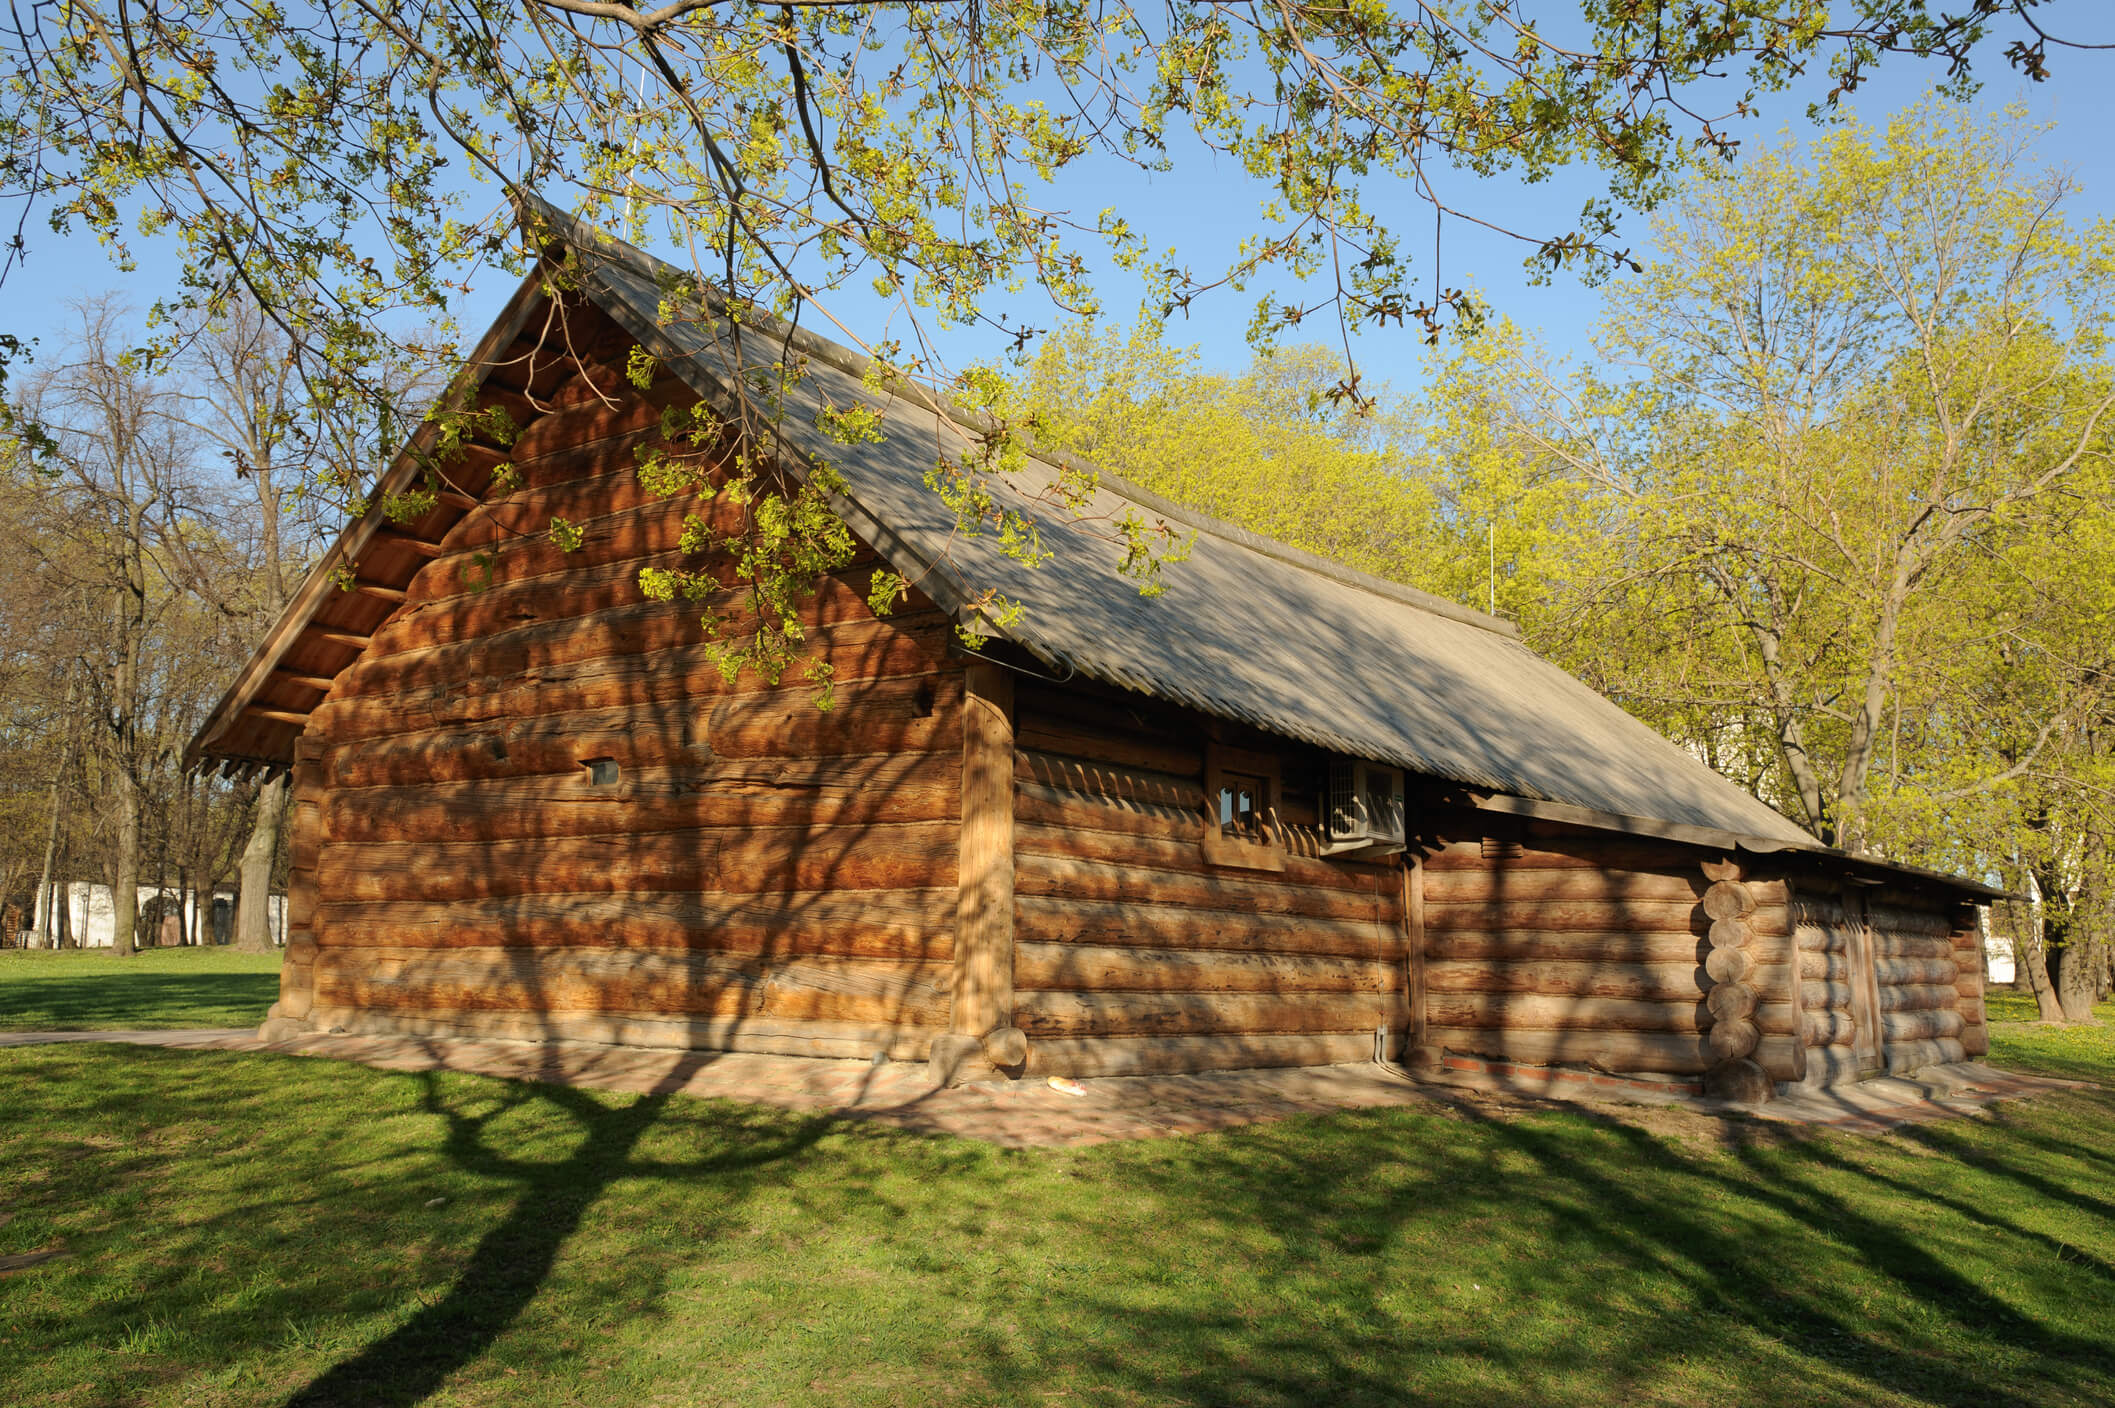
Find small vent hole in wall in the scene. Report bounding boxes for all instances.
[1482,837,1524,859]
[584,758,620,787]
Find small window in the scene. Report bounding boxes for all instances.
[1218,772,1271,840]
[584,758,620,787]
[1203,744,1284,872]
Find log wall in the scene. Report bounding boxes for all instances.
[1420,831,1801,1084]
[1787,879,1981,1084]
[264,301,963,1061]
[1009,679,1406,1078]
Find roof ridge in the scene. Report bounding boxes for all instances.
[517,194,1520,640]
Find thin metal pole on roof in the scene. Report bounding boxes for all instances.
[1488,521,1496,616]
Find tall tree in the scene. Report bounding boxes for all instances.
[1477,106,2115,854]
[12,303,208,955]
[175,301,310,952]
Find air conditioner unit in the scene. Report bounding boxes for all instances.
[1324,759,1406,858]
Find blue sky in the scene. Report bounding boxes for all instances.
[8,37,2114,401]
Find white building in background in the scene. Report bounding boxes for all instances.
[1982,907,2016,985]
[18,881,285,949]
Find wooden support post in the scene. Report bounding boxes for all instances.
[261,733,327,1042]
[1404,855,1430,1070]
[936,661,1020,1084]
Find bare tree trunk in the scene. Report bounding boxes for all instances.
[233,774,287,952]
[31,675,80,949]
[2008,890,2068,1023]
[112,764,139,957]
[32,771,65,949]
[2052,942,2098,1023]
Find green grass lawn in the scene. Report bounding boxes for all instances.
[1,988,2110,1406]
[1983,988,2115,1083]
[0,947,282,1031]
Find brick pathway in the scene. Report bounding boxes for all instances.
[0,1028,2084,1148]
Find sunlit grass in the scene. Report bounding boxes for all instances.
[0,947,281,1030]
[1,1013,2111,1407]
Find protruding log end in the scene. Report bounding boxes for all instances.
[1705,981,1758,1024]
[1702,880,1756,922]
[1707,1017,1761,1062]
[930,1032,1001,1086]
[257,1009,318,1044]
[1704,947,1753,985]
[1707,916,1750,950]
[981,1025,1030,1070]
[1705,1058,1774,1104]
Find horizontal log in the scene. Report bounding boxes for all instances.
[1423,929,1707,964]
[402,496,712,609]
[1872,932,1956,961]
[1016,989,1400,1039]
[1013,941,1390,994]
[316,888,955,959]
[1023,777,1319,856]
[1883,1036,1967,1073]
[1799,950,1851,982]
[316,820,957,902]
[1880,1008,1965,1043]
[1017,855,1388,924]
[1015,783,1203,850]
[1426,992,1800,1037]
[1425,958,1726,1002]
[1803,1010,1856,1047]
[1014,895,1402,961]
[324,677,955,788]
[1803,979,1855,1010]
[373,549,722,651]
[1954,973,1986,1000]
[1014,715,1201,780]
[1015,752,1209,821]
[300,1003,936,1062]
[1873,956,1959,987]
[1423,838,1712,875]
[1427,1026,1801,1080]
[705,674,957,761]
[1424,898,1789,937]
[1877,983,1959,1014]
[326,616,951,741]
[314,948,951,1027]
[341,581,909,704]
[323,755,958,844]
[1797,1046,1869,1088]
[1023,1032,1375,1079]
[447,423,692,512]
[1864,903,1954,937]
[1794,922,1849,954]
[1014,820,1386,898]
[504,387,670,461]
[1419,869,1709,905]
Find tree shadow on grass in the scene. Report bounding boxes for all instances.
[280,1062,831,1408]
[960,1089,2115,1408]
[0,972,282,1030]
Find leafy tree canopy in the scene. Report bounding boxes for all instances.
[2,0,2103,413]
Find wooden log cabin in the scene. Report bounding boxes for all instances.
[187,200,2003,1102]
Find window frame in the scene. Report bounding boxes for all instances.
[1202,742,1286,872]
